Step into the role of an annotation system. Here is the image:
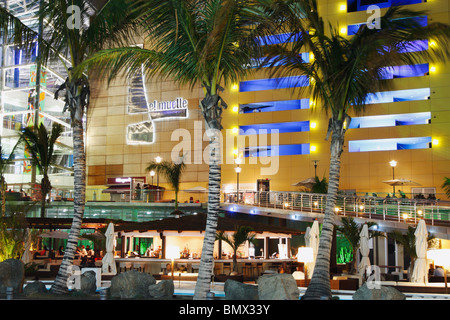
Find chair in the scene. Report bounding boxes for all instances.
[133,263,142,271]
[119,262,132,272]
[255,262,264,277]
[191,263,200,274]
[222,262,232,275]
[242,262,255,280]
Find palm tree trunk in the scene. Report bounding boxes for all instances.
[194,133,221,300]
[50,120,86,294]
[303,120,345,300]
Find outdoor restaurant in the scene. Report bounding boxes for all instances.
[112,213,303,281]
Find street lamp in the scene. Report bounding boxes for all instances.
[389,160,397,195]
[235,158,242,203]
[312,160,319,177]
[149,170,155,202]
[155,156,162,200]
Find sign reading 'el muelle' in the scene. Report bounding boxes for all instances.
[126,65,189,145]
[148,97,188,120]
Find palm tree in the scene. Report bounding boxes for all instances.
[80,0,278,300]
[216,226,256,273]
[145,157,186,215]
[388,226,435,276]
[264,0,450,300]
[0,0,139,294]
[336,217,383,274]
[442,177,450,198]
[0,142,20,217]
[18,123,63,218]
[310,176,327,194]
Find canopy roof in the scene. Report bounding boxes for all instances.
[115,213,303,236]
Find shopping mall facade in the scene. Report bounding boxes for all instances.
[85,0,449,202]
[1,0,450,266]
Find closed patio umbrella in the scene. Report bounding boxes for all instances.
[358,224,371,278]
[102,223,117,274]
[411,220,428,283]
[21,228,32,264]
[307,220,320,278]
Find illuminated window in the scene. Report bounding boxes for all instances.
[349,136,432,152]
[348,16,427,35]
[255,32,302,46]
[240,121,310,135]
[239,76,309,92]
[249,52,310,69]
[243,144,310,157]
[364,88,430,105]
[380,64,429,79]
[240,99,309,113]
[347,0,423,13]
[349,112,431,129]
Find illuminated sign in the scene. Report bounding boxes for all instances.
[127,65,188,145]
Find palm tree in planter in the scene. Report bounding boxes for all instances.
[0,0,139,294]
[80,0,280,299]
[145,157,186,216]
[18,123,63,218]
[388,226,435,277]
[216,226,256,274]
[336,217,384,275]
[263,0,450,300]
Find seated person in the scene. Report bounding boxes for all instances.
[163,263,172,275]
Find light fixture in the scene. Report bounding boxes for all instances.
[232,105,239,113]
[284,202,289,208]
[432,138,439,146]
[417,209,423,215]
[430,66,436,73]
[234,167,242,173]
[313,201,318,207]
[309,53,315,61]
[389,160,397,168]
[310,121,317,129]
[340,27,347,35]
[231,83,239,91]
[231,127,239,134]
[429,40,437,47]
[235,157,243,165]
[232,148,239,155]
[155,156,162,163]
[402,213,409,220]
[150,170,155,177]
[359,205,364,211]
[339,4,346,11]
[335,207,340,212]
[310,145,317,152]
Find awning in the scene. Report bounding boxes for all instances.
[102,184,130,194]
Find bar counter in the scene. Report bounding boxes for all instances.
[115,257,297,275]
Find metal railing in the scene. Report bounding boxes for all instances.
[4,185,450,226]
[223,190,450,227]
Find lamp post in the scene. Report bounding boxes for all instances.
[150,170,155,202]
[312,160,319,177]
[389,160,397,195]
[235,158,242,203]
[155,156,162,200]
